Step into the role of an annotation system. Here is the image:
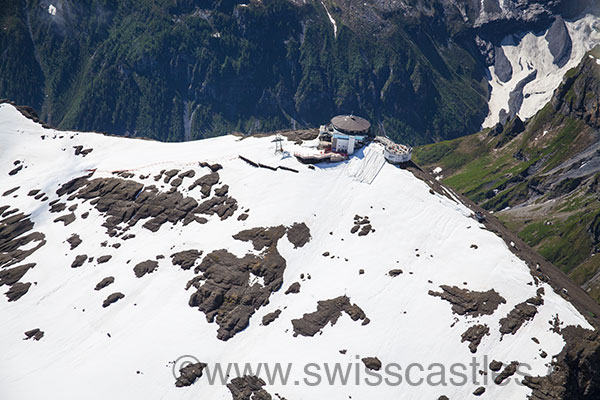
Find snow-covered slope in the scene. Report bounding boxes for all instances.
[484,14,600,127]
[0,103,596,399]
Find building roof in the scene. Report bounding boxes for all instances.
[331,115,370,133]
[333,133,350,140]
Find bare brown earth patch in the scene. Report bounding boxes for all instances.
[428,285,506,317]
[291,296,369,337]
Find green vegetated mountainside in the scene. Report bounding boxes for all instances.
[1,0,495,143]
[414,47,600,301]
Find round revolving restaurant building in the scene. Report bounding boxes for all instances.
[330,115,371,136]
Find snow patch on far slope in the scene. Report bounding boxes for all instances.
[484,14,600,127]
[321,1,337,38]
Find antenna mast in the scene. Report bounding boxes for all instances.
[272,134,284,154]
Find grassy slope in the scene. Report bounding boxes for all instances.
[414,57,600,301]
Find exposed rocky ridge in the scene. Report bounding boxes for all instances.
[186,224,310,341]
[24,328,44,341]
[552,50,600,129]
[546,16,573,68]
[428,285,506,317]
[523,326,600,399]
[55,171,238,235]
[291,295,369,337]
[0,208,45,302]
[499,289,545,336]
[227,375,273,400]
[461,324,490,353]
[174,362,207,387]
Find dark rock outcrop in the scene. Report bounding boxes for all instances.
[494,361,519,385]
[499,293,544,336]
[71,255,87,268]
[171,250,203,270]
[552,52,600,129]
[97,255,112,264]
[494,46,513,83]
[66,234,82,249]
[285,282,301,295]
[0,211,45,270]
[490,360,503,372]
[523,326,600,399]
[233,225,286,251]
[286,222,311,248]
[227,375,272,400]
[361,357,382,371]
[5,282,31,301]
[545,16,572,68]
[24,328,44,341]
[56,175,238,235]
[291,296,369,337]
[505,70,538,122]
[461,324,490,353]
[262,309,281,326]
[473,386,486,396]
[429,285,506,317]
[95,276,115,291]
[133,260,159,278]
[0,263,34,287]
[186,225,296,341]
[102,292,124,308]
[188,172,219,197]
[175,362,207,387]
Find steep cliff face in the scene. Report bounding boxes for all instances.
[553,49,600,129]
[0,0,596,143]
